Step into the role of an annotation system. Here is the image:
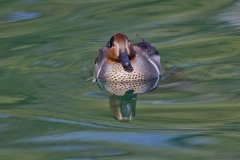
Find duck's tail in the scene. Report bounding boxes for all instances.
[135,33,145,42]
[85,76,96,82]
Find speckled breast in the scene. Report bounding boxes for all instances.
[98,77,160,96]
[104,59,158,82]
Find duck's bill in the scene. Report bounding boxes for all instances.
[119,51,133,72]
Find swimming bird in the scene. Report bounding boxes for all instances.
[94,33,163,82]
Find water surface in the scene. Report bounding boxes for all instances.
[0,0,240,159]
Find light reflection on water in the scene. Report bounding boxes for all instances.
[219,2,240,27]
[18,131,218,152]
[6,11,41,22]
[19,131,176,147]
[0,0,240,159]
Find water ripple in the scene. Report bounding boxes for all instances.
[19,131,178,148]
[38,117,111,129]
[18,131,217,150]
[219,2,240,27]
[139,93,227,104]
[37,117,214,131]
[0,114,10,119]
[6,11,41,22]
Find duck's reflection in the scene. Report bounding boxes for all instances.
[109,90,137,121]
[97,76,161,121]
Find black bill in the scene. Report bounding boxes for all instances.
[119,51,133,72]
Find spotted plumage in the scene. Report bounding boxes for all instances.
[94,33,163,82]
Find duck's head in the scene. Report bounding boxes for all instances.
[106,33,135,72]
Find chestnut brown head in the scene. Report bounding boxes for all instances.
[106,33,135,72]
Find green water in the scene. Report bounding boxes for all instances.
[0,0,240,159]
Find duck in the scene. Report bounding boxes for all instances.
[94,33,163,82]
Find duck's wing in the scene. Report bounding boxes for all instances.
[134,41,164,75]
[135,41,159,56]
[94,47,108,81]
[95,47,108,65]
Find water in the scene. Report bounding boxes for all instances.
[0,0,239,159]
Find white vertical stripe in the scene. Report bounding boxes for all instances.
[96,62,104,78]
[148,58,160,75]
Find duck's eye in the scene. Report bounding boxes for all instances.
[107,36,114,48]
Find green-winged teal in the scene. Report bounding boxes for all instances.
[94,33,163,82]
